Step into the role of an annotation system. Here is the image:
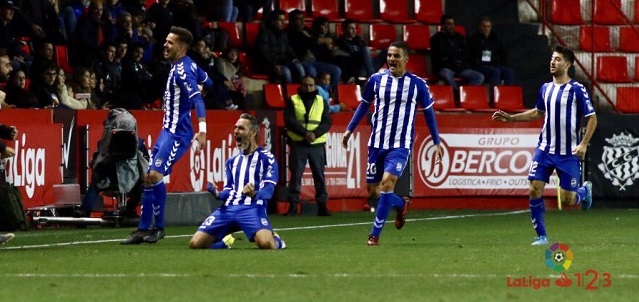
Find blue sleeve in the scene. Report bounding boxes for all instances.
[219,159,235,201]
[535,84,546,112]
[574,83,596,116]
[423,106,441,144]
[347,101,371,132]
[347,76,376,131]
[255,151,278,201]
[196,65,214,90]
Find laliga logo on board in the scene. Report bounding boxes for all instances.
[189,143,206,192]
[598,132,639,191]
[3,133,46,198]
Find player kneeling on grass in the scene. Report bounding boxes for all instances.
[189,113,285,250]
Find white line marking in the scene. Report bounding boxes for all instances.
[2,211,528,250]
[2,272,638,279]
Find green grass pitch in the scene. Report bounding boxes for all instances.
[1,209,637,301]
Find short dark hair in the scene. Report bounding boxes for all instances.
[170,26,193,47]
[553,45,575,65]
[239,113,260,139]
[389,41,409,55]
[440,14,453,25]
[269,9,286,22]
[288,9,304,21]
[341,19,356,32]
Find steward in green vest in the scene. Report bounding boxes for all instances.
[283,75,332,216]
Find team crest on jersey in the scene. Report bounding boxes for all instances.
[570,178,577,188]
[261,218,268,226]
[155,158,163,167]
[396,162,403,171]
[598,133,639,191]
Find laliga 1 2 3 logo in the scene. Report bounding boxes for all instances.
[507,242,612,290]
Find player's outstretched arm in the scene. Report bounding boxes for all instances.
[492,109,541,123]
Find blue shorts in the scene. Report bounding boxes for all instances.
[148,129,191,175]
[197,205,273,242]
[528,149,581,191]
[366,147,410,183]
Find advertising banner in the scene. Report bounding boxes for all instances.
[413,127,558,197]
[2,124,63,208]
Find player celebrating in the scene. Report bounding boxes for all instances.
[122,26,212,244]
[342,41,442,246]
[189,113,285,250]
[492,45,596,246]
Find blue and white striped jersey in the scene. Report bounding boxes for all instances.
[222,147,278,206]
[162,55,209,138]
[535,79,596,155]
[361,69,434,150]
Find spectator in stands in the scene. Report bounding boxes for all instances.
[335,19,384,81]
[309,16,348,86]
[189,38,237,110]
[168,0,201,39]
[72,0,112,68]
[287,11,343,89]
[121,42,153,109]
[113,11,142,45]
[29,63,61,108]
[145,43,169,107]
[0,0,32,60]
[216,47,252,109]
[317,71,343,113]
[70,66,103,108]
[91,42,122,106]
[28,40,54,77]
[56,66,93,109]
[5,68,38,108]
[145,0,172,48]
[235,0,271,22]
[430,14,484,91]
[467,16,515,86]
[255,9,305,85]
[114,38,128,63]
[0,49,15,108]
[104,0,125,25]
[16,0,66,43]
[285,75,331,216]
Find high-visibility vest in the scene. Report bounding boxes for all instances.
[287,94,327,144]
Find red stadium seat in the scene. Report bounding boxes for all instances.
[579,26,612,52]
[593,0,626,25]
[459,86,491,111]
[549,0,584,25]
[405,53,429,79]
[618,27,639,52]
[264,84,286,109]
[596,56,630,83]
[286,83,300,98]
[379,0,415,24]
[217,22,243,48]
[237,52,268,79]
[311,0,341,21]
[369,24,397,50]
[429,85,465,112]
[344,0,381,23]
[615,87,639,113]
[244,22,260,49]
[414,0,443,24]
[337,84,362,110]
[278,0,306,14]
[54,45,74,74]
[145,0,155,9]
[403,25,431,51]
[493,86,526,112]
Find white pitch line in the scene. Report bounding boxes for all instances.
[2,210,528,250]
[2,272,638,279]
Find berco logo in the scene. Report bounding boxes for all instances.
[598,133,639,191]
